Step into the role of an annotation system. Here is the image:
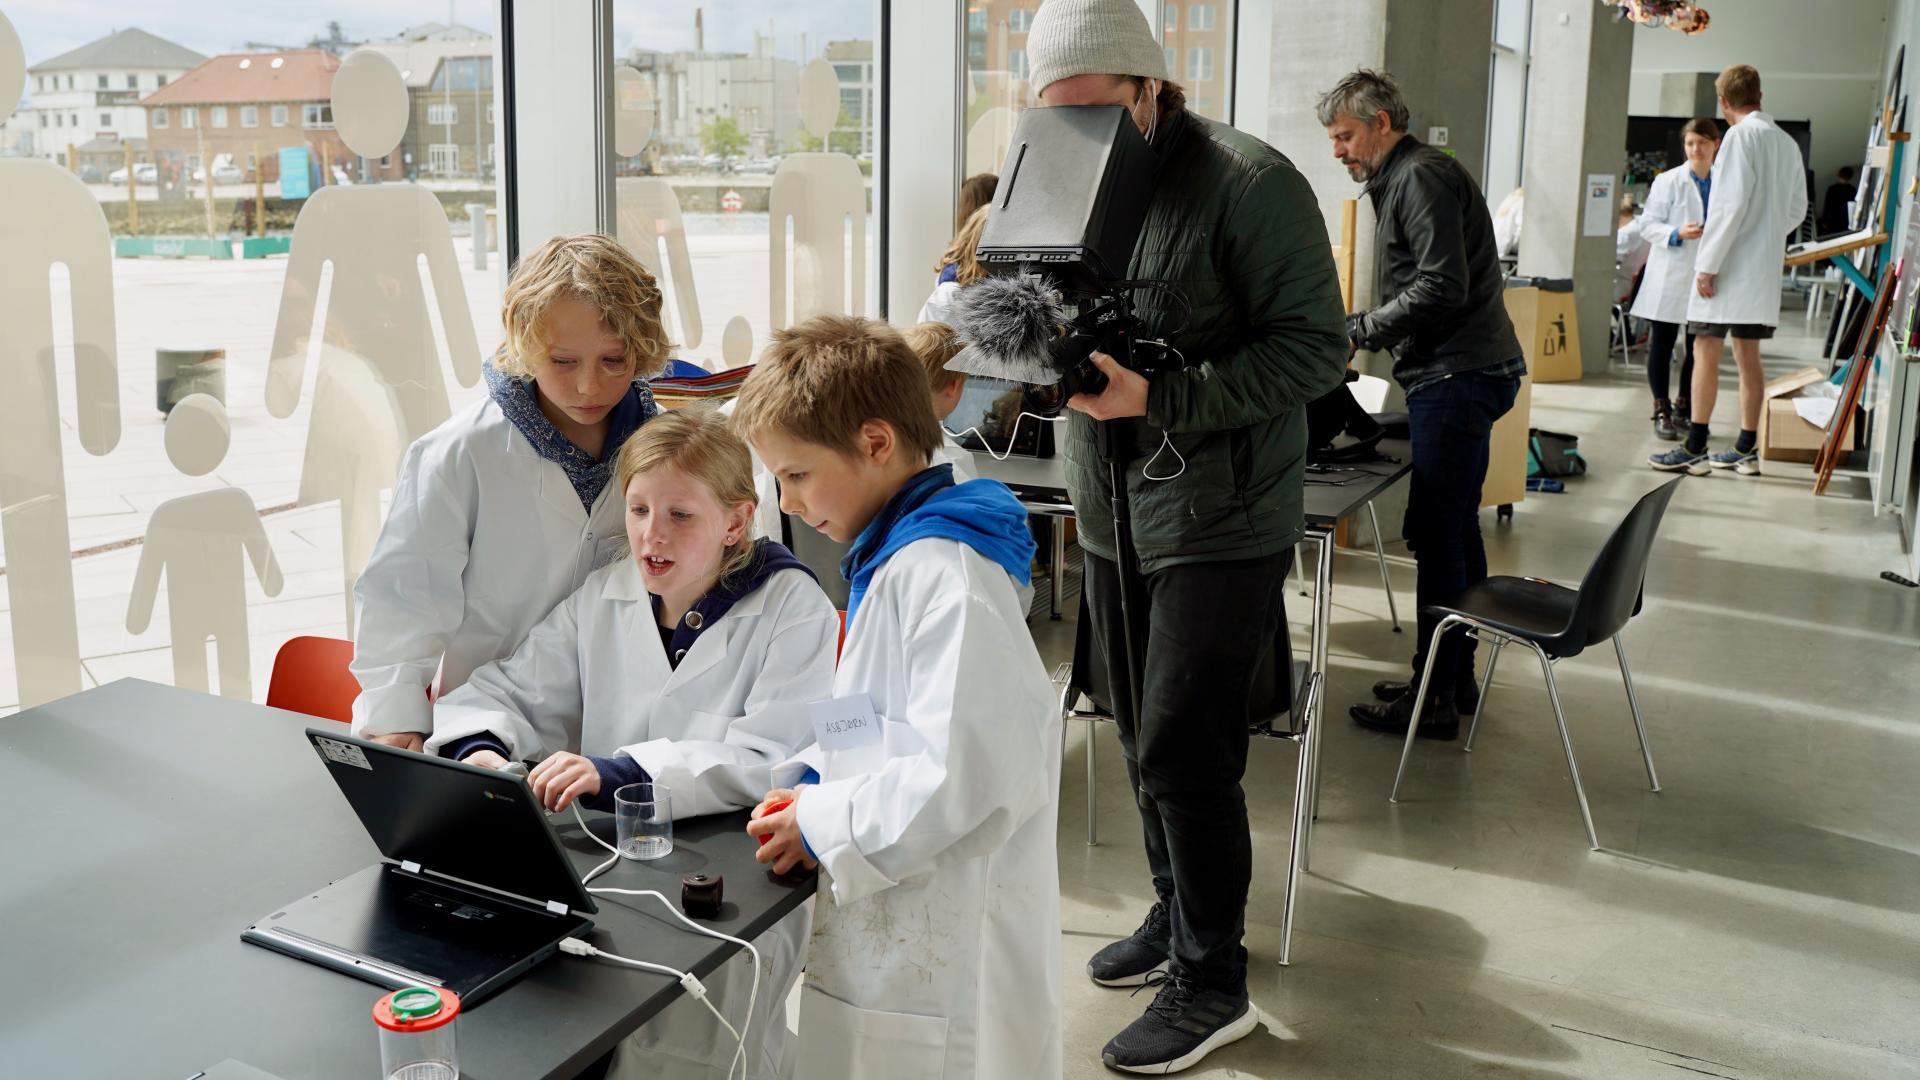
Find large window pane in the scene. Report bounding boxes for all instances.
[1161,0,1232,121]
[963,3,1042,179]
[613,1,881,367]
[1,5,501,711]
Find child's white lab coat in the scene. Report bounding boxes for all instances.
[429,554,839,1080]
[779,538,1062,1080]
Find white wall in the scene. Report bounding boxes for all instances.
[1627,0,1890,183]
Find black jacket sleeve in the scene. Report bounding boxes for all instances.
[1351,164,1470,353]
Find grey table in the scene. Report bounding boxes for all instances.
[975,441,1413,965]
[0,679,813,1080]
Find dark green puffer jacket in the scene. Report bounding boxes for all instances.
[1064,109,1349,573]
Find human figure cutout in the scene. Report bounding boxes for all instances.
[0,9,123,707]
[613,67,704,351]
[265,48,477,629]
[126,395,285,701]
[769,58,868,329]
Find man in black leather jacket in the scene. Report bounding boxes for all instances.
[1319,70,1526,737]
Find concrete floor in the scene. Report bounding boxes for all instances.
[1042,311,1920,1078]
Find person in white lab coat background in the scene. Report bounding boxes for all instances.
[732,315,1062,1080]
[427,407,839,1080]
[351,234,669,748]
[1631,117,1720,442]
[1651,64,1808,477]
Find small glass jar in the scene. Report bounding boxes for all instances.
[373,985,460,1080]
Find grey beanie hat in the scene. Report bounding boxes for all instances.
[1026,0,1170,96]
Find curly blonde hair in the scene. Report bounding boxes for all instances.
[495,233,673,381]
[614,407,762,583]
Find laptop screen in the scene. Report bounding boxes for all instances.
[945,376,1047,457]
[307,729,596,913]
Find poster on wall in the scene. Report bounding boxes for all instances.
[1582,173,1616,237]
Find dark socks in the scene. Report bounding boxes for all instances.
[1734,429,1757,454]
[1686,423,1710,454]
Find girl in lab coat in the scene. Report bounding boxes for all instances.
[1631,118,1719,441]
[427,407,839,1080]
[350,233,669,749]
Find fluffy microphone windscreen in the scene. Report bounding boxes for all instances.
[945,274,1070,385]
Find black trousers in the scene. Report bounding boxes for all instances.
[1645,319,1696,406]
[1083,548,1291,994]
[1405,371,1520,699]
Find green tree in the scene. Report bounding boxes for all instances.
[700,115,748,160]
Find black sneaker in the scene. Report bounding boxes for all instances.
[1372,678,1479,714]
[1088,903,1172,987]
[1101,975,1258,1074]
[1652,406,1679,442]
[1350,693,1460,740]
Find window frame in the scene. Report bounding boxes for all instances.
[240,105,259,128]
[153,107,169,129]
[271,104,289,127]
[211,105,229,129]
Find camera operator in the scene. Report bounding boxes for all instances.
[1318,70,1525,737]
[1027,1,1347,1071]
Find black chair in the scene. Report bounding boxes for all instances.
[1389,477,1683,849]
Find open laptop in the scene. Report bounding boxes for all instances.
[243,728,595,1006]
[946,375,1056,458]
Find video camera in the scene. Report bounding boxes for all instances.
[946,104,1185,419]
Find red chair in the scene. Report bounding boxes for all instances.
[266,635,360,723]
[836,611,847,661]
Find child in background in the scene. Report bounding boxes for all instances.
[918,205,992,325]
[351,234,668,749]
[898,321,978,482]
[429,408,836,1080]
[735,315,1062,1080]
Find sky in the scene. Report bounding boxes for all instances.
[3,1,873,68]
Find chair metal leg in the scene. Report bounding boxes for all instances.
[1279,672,1321,967]
[1390,614,1464,802]
[1085,716,1099,847]
[1366,501,1401,632]
[1613,635,1661,792]
[1464,635,1504,753]
[1528,642,1600,850]
[1293,543,1308,597]
[1049,515,1066,620]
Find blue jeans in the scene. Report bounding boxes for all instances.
[1405,370,1521,699]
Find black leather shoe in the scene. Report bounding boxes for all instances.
[1351,693,1460,739]
[1372,679,1479,713]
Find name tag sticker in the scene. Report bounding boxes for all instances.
[809,694,883,752]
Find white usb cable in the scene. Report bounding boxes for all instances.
[567,803,764,1080]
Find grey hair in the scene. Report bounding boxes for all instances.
[1315,69,1410,132]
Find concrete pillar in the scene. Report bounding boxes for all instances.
[1658,72,1717,118]
[1263,0,1495,388]
[1517,0,1635,375]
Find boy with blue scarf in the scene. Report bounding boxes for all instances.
[736,315,1064,1080]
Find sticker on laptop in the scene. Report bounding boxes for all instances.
[315,736,373,770]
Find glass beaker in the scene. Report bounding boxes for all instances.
[615,782,673,860]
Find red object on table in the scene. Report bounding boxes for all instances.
[757,799,793,845]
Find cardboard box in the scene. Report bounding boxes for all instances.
[1504,286,1583,383]
[1759,366,1860,463]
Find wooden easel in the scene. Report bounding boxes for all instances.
[1814,259,1899,495]
[1330,198,1358,312]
